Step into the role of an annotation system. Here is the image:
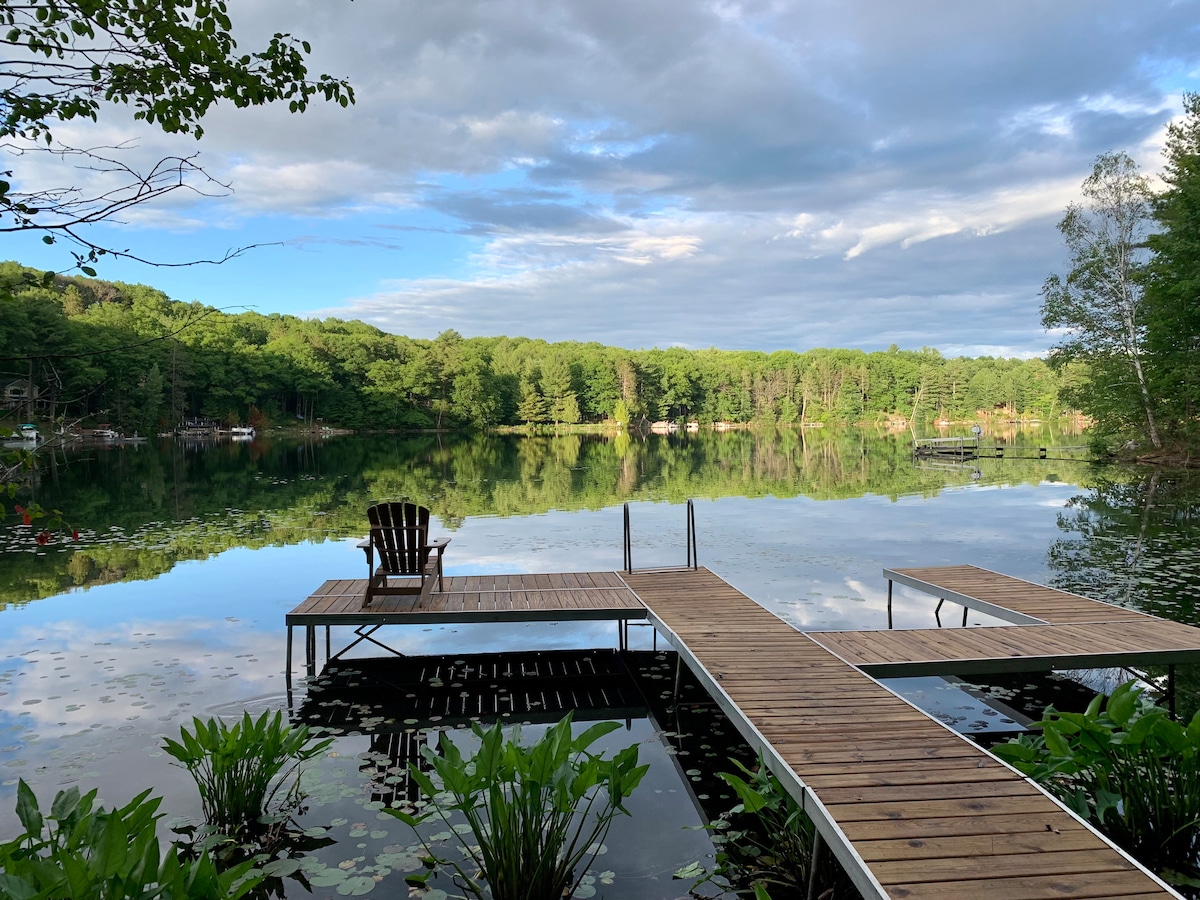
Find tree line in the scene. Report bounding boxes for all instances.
[0,261,1077,434]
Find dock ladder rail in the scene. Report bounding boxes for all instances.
[620,499,698,651]
[623,499,698,573]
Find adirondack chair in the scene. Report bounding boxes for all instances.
[361,502,450,608]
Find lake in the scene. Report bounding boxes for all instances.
[2,426,1197,897]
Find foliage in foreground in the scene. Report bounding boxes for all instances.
[0,780,260,900]
[994,681,1200,885]
[162,711,332,842]
[676,756,858,900]
[387,714,649,900]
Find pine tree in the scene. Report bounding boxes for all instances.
[1145,93,1200,444]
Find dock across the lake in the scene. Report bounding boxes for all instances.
[287,566,1199,899]
[912,437,1091,461]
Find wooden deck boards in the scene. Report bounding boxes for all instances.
[810,618,1200,675]
[622,567,1178,900]
[287,574,646,625]
[887,564,1155,625]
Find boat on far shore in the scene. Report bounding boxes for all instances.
[2,423,40,448]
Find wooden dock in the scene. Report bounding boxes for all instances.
[287,566,1195,899]
[288,572,644,624]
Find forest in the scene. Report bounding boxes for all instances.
[0,261,1077,434]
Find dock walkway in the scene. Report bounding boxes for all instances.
[626,568,1181,900]
[287,566,1196,898]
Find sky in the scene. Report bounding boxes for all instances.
[7,0,1200,356]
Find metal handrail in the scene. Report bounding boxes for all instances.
[623,499,698,573]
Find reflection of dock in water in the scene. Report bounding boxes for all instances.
[295,649,648,733]
[292,648,747,824]
[913,436,1091,461]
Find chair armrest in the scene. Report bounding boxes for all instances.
[357,537,371,563]
[356,538,370,549]
[426,537,451,550]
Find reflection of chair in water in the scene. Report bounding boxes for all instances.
[361,502,450,608]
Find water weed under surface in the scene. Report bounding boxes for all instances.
[676,756,859,900]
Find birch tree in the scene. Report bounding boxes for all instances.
[1041,152,1161,449]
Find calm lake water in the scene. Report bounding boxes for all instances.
[3,426,1198,897]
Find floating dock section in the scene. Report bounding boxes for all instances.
[288,565,1200,899]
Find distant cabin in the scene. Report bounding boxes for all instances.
[2,379,40,411]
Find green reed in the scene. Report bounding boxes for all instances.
[676,755,858,899]
[388,714,648,900]
[162,711,332,840]
[0,780,260,899]
[995,680,1200,885]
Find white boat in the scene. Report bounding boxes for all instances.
[92,425,119,440]
[2,423,40,448]
[230,425,256,440]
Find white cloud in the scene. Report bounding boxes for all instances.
[7,0,1198,352]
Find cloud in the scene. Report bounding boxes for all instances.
[8,0,1199,351]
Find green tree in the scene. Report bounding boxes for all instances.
[1041,152,1161,448]
[516,378,549,425]
[541,356,580,426]
[1145,93,1200,443]
[0,0,354,278]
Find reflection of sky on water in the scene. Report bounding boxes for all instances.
[1,474,1085,861]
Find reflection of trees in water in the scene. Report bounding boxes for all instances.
[3,428,1087,607]
[1047,469,1200,624]
[1047,469,1200,719]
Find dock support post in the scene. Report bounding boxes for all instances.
[285,624,294,678]
[673,654,682,703]
[305,625,316,677]
[886,580,893,630]
[1169,665,1177,720]
[962,606,968,627]
[934,598,944,627]
[623,503,632,573]
[807,830,824,900]
[285,624,294,709]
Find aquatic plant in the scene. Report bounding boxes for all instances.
[162,711,332,840]
[676,756,857,899]
[0,780,260,900]
[387,713,649,900]
[994,680,1200,884]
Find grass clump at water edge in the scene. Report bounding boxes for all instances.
[0,780,261,900]
[387,712,649,900]
[994,680,1200,890]
[162,710,333,842]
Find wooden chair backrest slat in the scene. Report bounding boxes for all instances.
[367,502,431,574]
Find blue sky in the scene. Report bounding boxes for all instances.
[8,0,1200,355]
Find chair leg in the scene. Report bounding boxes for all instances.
[419,570,435,602]
[363,574,380,608]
